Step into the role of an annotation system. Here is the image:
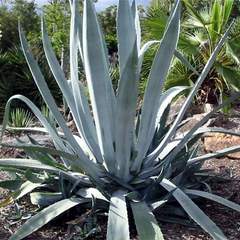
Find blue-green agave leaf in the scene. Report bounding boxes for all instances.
[0,158,62,173]
[69,0,103,163]
[147,21,234,163]
[161,179,226,239]
[132,0,181,172]
[115,0,138,180]
[83,0,115,171]
[131,0,141,52]
[19,26,102,179]
[131,201,164,240]
[30,192,63,207]
[1,95,68,157]
[188,145,240,165]
[138,40,198,76]
[185,189,240,212]
[107,190,130,240]
[158,91,240,166]
[41,17,99,157]
[9,198,88,240]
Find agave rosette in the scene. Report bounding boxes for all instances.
[1,0,240,239]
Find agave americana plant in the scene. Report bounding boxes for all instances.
[1,0,240,239]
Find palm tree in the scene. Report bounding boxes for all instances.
[143,0,240,105]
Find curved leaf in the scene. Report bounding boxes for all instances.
[114,0,138,180]
[131,0,141,52]
[76,187,108,201]
[185,189,240,212]
[19,24,102,180]
[147,21,235,163]
[188,145,240,165]
[139,40,198,76]
[161,179,226,239]
[0,181,41,208]
[9,198,87,240]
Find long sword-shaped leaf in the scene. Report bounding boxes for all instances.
[6,126,54,134]
[153,91,240,166]
[115,0,138,180]
[138,40,199,76]
[194,126,240,138]
[147,21,234,163]
[117,0,136,76]
[139,86,187,168]
[138,40,159,74]
[0,181,42,208]
[19,25,101,179]
[132,0,180,172]
[107,190,130,240]
[115,46,138,180]
[152,126,240,168]
[171,125,240,144]
[161,178,226,239]
[0,158,61,173]
[41,18,78,128]
[155,87,188,128]
[174,50,199,76]
[41,18,102,163]
[69,1,103,163]
[188,145,240,165]
[83,0,115,171]
[13,181,42,200]
[1,143,75,169]
[185,189,240,212]
[144,111,240,177]
[9,198,87,240]
[131,201,164,240]
[131,0,141,52]
[1,95,90,171]
[70,0,84,61]
[76,187,108,201]
[1,95,68,155]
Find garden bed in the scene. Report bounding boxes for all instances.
[1,115,240,240]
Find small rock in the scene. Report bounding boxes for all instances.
[204,133,240,159]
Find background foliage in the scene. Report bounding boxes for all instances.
[143,0,240,105]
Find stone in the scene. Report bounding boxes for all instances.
[204,133,240,159]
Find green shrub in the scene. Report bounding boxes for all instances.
[143,0,240,105]
[9,108,34,128]
[41,104,56,129]
[0,46,62,120]
[0,1,240,240]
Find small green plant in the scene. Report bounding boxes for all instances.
[9,108,34,128]
[41,104,56,128]
[1,1,240,240]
